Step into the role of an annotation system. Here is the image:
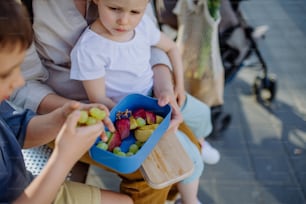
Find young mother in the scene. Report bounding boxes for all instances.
[11,0,213,203]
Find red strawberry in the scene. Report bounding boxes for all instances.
[107,131,122,151]
[145,111,156,125]
[115,118,130,140]
[132,108,146,120]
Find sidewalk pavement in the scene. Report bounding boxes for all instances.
[200,0,306,203]
[86,0,306,203]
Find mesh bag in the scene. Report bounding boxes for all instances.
[174,0,224,107]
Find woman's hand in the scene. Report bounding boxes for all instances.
[153,65,183,131]
[174,85,186,108]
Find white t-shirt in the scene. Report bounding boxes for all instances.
[70,15,161,103]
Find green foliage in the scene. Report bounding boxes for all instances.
[207,0,221,20]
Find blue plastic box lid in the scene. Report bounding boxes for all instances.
[89,94,172,174]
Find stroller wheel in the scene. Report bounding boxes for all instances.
[253,74,277,103]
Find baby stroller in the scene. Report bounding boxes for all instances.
[219,0,277,104]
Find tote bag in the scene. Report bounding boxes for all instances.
[174,0,224,107]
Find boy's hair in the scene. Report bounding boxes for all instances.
[0,0,32,51]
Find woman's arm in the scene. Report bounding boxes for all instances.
[153,65,183,131]
[10,43,57,113]
[23,101,77,148]
[155,32,186,107]
[147,1,173,71]
[36,93,72,115]
[149,27,184,129]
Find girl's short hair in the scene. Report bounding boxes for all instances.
[0,0,33,51]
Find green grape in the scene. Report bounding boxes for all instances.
[129,144,139,154]
[89,107,106,120]
[135,140,144,148]
[105,131,113,140]
[78,110,89,124]
[126,152,134,156]
[86,116,97,126]
[96,141,108,150]
[136,117,146,127]
[113,146,121,154]
[115,151,126,157]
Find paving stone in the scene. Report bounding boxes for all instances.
[252,155,296,185]
[290,156,306,174]
[257,185,306,204]
[205,183,262,204]
[202,155,255,182]
[295,172,306,197]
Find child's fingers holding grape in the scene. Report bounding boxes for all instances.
[79,103,110,115]
[60,101,82,118]
[55,110,104,162]
[102,116,115,133]
[99,131,109,142]
[89,106,115,131]
[76,104,115,136]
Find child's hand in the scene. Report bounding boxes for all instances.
[59,101,115,141]
[54,110,104,163]
[78,102,115,132]
[155,91,183,131]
